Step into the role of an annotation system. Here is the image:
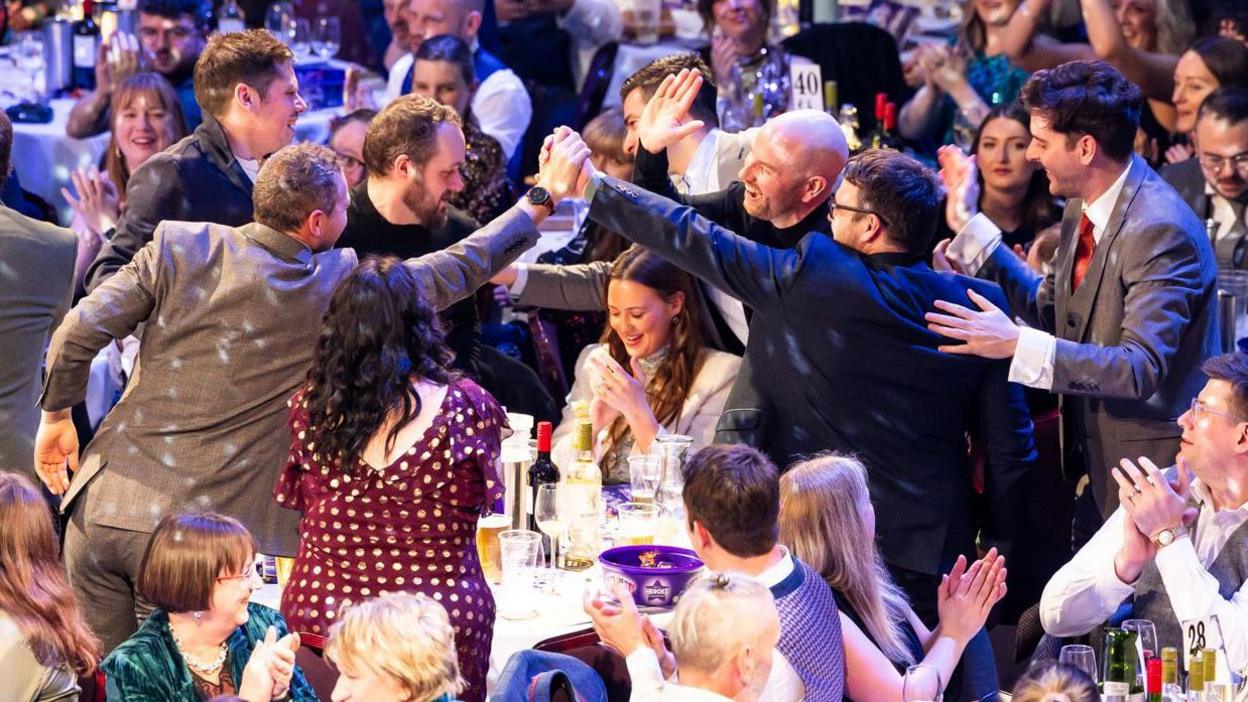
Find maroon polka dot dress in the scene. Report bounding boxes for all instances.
[274,378,506,702]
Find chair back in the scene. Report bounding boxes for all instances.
[294,631,338,700]
[495,648,608,702]
[577,42,622,128]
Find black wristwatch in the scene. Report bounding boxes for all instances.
[527,186,555,216]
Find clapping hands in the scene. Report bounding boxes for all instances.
[95,32,143,95]
[239,626,300,702]
[935,549,1007,643]
[62,166,121,239]
[937,145,979,234]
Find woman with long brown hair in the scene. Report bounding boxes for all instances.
[0,471,99,701]
[550,247,741,483]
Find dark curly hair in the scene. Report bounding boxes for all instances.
[1019,60,1143,162]
[303,256,457,467]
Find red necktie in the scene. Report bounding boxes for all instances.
[1072,213,1095,291]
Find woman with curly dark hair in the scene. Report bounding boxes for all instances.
[550,247,741,483]
[273,256,507,702]
[0,471,99,701]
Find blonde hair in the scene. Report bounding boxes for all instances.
[1151,0,1195,56]
[325,592,464,701]
[778,454,916,666]
[669,572,777,675]
[1012,663,1099,702]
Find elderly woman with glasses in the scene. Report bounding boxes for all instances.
[101,513,317,701]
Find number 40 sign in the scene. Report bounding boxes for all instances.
[789,63,824,112]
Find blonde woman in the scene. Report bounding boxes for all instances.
[779,454,1006,700]
[1011,662,1099,702]
[325,593,464,702]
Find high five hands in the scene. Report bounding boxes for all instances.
[537,126,598,202]
[636,68,707,154]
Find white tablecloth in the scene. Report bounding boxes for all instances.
[10,98,339,225]
[253,563,675,692]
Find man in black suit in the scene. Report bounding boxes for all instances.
[547,71,1036,697]
[84,28,308,290]
[1161,87,1248,268]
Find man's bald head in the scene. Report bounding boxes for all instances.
[403,0,482,53]
[761,110,849,185]
[738,110,847,227]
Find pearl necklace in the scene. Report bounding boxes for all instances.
[169,624,228,677]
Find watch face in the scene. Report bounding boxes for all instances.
[528,186,550,204]
[1158,530,1174,546]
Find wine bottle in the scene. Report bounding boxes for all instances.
[1187,650,1204,702]
[1103,628,1145,701]
[73,0,100,90]
[869,91,888,150]
[527,421,559,534]
[217,0,246,33]
[1147,658,1162,702]
[823,80,838,114]
[1201,649,1217,688]
[1160,648,1182,702]
[561,403,601,571]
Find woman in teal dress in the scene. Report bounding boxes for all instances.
[101,513,317,701]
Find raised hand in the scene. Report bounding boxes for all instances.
[583,582,647,656]
[268,631,300,699]
[96,32,142,96]
[636,69,708,154]
[62,167,121,238]
[239,627,279,702]
[536,127,594,202]
[937,146,979,233]
[34,411,78,495]
[1112,457,1197,541]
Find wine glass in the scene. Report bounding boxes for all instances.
[1059,644,1099,683]
[902,664,943,702]
[290,18,313,60]
[265,1,295,37]
[534,483,565,569]
[1122,619,1158,661]
[13,32,46,104]
[312,16,341,61]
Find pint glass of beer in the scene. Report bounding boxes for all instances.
[476,512,510,584]
[616,502,657,546]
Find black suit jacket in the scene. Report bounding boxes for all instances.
[84,116,256,291]
[585,173,1036,576]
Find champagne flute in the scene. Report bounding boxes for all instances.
[1122,619,1158,661]
[1059,644,1099,683]
[265,1,294,37]
[13,32,46,104]
[903,664,944,702]
[290,18,313,60]
[534,483,565,569]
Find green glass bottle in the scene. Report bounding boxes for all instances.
[1103,628,1145,700]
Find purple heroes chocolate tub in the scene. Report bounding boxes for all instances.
[599,545,705,608]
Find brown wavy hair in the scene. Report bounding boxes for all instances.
[104,72,188,196]
[0,472,99,676]
[601,247,705,466]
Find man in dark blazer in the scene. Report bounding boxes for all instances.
[0,112,76,484]
[84,28,306,291]
[1161,87,1248,268]
[34,136,588,651]
[546,80,1034,695]
[935,61,1219,538]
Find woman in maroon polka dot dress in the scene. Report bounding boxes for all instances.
[273,258,506,702]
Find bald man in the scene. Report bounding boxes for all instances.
[550,70,1036,698]
[494,87,841,356]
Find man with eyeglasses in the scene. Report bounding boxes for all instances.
[1041,352,1248,673]
[67,0,209,138]
[1163,87,1248,269]
[544,70,1036,700]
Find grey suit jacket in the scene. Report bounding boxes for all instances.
[1161,158,1248,269]
[43,208,538,554]
[977,156,1218,517]
[0,207,76,482]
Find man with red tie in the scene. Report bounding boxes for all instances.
[929,60,1220,542]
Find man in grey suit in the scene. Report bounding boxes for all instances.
[0,112,76,483]
[34,134,589,650]
[1161,87,1248,269]
[933,60,1219,538]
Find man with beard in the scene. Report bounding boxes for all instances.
[67,0,209,137]
[337,93,558,421]
[1162,87,1248,269]
[84,28,307,291]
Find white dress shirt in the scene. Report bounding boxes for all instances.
[1039,477,1248,672]
[1207,184,1246,243]
[626,647,735,702]
[946,160,1133,390]
[386,51,532,161]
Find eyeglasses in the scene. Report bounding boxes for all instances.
[830,201,890,226]
[1198,152,1248,175]
[216,560,265,583]
[1190,397,1242,422]
[333,151,365,174]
